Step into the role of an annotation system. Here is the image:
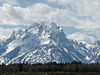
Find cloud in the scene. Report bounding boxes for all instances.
[0,0,19,5]
[47,0,100,29]
[67,32,96,44]
[0,3,52,25]
[47,0,57,3]
[0,2,81,26]
[0,27,14,40]
[0,0,100,41]
[0,3,24,25]
[0,0,99,29]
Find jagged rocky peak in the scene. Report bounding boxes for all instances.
[27,22,66,45]
[14,27,23,34]
[95,40,100,46]
[7,22,64,43]
[29,22,57,28]
[10,27,23,37]
[28,22,62,32]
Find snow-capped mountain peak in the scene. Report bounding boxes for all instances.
[0,22,100,64]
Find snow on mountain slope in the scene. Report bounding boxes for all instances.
[0,22,99,64]
[88,40,100,63]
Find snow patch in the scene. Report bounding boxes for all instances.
[85,56,90,60]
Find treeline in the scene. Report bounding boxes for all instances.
[0,61,100,72]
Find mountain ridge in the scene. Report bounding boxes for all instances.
[0,22,100,64]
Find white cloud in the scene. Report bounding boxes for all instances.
[0,0,99,29]
[67,32,96,44]
[0,0,100,41]
[0,0,19,5]
[0,3,56,25]
[0,3,80,26]
[47,0,100,29]
[0,27,14,40]
[47,0,57,3]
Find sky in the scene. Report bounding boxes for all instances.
[0,0,100,44]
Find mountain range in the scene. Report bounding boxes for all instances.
[0,22,100,65]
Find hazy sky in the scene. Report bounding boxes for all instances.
[0,0,100,44]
